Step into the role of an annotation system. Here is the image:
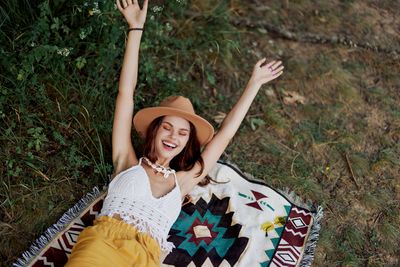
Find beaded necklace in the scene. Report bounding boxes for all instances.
[142,157,176,179]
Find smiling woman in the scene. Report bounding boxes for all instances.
[65,0,284,266]
[136,96,214,179]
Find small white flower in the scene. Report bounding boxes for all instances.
[89,2,101,15]
[79,26,92,40]
[152,6,163,13]
[57,47,72,57]
[165,23,173,32]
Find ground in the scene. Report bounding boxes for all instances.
[0,0,399,266]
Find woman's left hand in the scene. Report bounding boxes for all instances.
[248,58,284,87]
[116,0,149,28]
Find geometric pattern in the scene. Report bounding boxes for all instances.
[27,199,104,267]
[270,206,314,267]
[163,194,249,267]
[15,162,320,267]
[261,225,285,267]
[238,190,275,212]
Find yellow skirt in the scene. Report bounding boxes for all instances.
[65,216,161,267]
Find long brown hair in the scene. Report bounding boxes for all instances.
[143,116,224,206]
[143,116,204,177]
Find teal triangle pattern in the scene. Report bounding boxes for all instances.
[256,188,294,266]
[271,237,280,248]
[266,248,275,259]
[260,236,282,266]
[284,204,292,216]
[275,226,284,236]
[259,216,288,266]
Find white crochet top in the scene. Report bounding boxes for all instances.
[99,158,182,253]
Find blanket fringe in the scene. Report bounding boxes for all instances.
[13,187,102,267]
[299,205,324,267]
[216,160,324,267]
[14,162,323,266]
[277,188,316,211]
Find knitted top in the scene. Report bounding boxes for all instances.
[99,158,182,253]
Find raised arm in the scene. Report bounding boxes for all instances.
[112,0,148,176]
[183,59,284,190]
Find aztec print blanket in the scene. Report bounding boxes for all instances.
[14,161,323,267]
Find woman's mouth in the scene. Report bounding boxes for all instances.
[162,141,177,151]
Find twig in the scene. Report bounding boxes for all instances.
[325,203,344,221]
[344,153,360,189]
[33,169,50,181]
[275,140,299,155]
[290,152,300,178]
[232,17,400,57]
[372,211,383,228]
[275,89,300,123]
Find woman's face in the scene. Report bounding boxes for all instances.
[154,115,191,164]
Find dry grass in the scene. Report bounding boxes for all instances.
[1,0,399,266]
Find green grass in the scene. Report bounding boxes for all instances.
[1,0,400,266]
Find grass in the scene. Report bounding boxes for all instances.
[1,0,400,266]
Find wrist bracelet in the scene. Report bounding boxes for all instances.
[127,28,144,33]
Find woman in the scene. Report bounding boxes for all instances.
[66,0,284,266]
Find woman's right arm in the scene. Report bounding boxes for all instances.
[112,0,148,176]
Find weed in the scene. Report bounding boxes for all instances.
[1,0,400,266]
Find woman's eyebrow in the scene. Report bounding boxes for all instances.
[162,121,190,131]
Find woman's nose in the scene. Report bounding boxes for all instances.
[169,130,178,139]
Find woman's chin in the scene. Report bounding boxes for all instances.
[155,149,178,162]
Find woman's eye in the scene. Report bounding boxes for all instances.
[179,132,188,136]
[163,125,171,130]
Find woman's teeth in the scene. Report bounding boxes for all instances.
[162,141,177,148]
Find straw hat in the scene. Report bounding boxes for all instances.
[133,96,214,146]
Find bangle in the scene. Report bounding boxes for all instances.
[127,28,144,33]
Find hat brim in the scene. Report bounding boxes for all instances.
[133,107,214,146]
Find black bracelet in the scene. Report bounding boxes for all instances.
[127,28,144,33]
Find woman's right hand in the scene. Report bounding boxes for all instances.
[116,0,149,28]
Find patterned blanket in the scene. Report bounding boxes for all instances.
[14,161,323,267]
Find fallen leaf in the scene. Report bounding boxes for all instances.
[283,90,306,105]
[213,112,226,124]
[249,117,265,131]
[265,88,276,98]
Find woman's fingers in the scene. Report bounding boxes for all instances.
[270,61,283,70]
[272,65,284,75]
[272,70,284,78]
[264,60,277,69]
[251,58,284,85]
[116,0,123,11]
[142,0,149,11]
[117,0,146,11]
[264,60,282,71]
[255,58,267,68]
[271,71,284,82]
[260,70,284,84]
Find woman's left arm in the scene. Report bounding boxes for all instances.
[184,58,284,188]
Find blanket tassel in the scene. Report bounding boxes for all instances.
[299,205,324,267]
[13,187,102,267]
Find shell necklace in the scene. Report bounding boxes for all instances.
[142,157,176,179]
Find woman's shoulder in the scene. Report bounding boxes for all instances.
[176,169,202,196]
[111,160,141,181]
[112,158,140,179]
